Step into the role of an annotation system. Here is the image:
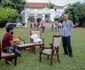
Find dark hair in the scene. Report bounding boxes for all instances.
[6,25,14,32]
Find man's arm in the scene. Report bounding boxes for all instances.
[73,22,79,28]
[10,40,19,47]
[8,34,19,47]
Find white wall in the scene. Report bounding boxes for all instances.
[21,8,64,27]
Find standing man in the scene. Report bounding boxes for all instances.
[56,14,79,58]
[2,25,21,64]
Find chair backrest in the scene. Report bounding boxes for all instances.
[30,30,42,43]
[52,35,61,48]
[30,30,41,39]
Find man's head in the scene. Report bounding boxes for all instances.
[64,14,68,21]
[6,25,14,34]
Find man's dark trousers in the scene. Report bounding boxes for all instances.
[62,36,72,55]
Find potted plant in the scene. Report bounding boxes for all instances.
[21,21,26,26]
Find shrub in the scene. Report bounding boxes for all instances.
[21,21,26,26]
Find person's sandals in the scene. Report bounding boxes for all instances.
[7,60,13,65]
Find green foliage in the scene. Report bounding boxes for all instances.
[48,2,54,9]
[0,0,25,27]
[0,0,25,13]
[0,6,18,27]
[10,0,25,13]
[2,0,13,6]
[60,2,85,27]
[21,21,26,26]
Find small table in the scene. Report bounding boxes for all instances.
[16,43,36,54]
[16,43,43,54]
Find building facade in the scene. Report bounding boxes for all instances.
[21,2,66,27]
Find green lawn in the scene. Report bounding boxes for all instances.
[0,27,85,70]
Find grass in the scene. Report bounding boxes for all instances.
[0,27,85,70]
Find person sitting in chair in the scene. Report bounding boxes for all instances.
[2,25,21,65]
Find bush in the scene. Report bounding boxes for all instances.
[21,21,26,26]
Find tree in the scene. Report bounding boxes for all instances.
[0,6,18,27]
[0,0,13,7]
[60,2,85,27]
[0,0,25,13]
[48,2,54,9]
[10,0,26,13]
[0,0,26,27]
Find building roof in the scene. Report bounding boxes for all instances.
[25,2,63,9]
[25,2,48,8]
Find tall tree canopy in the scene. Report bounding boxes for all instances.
[10,0,25,13]
[0,6,18,27]
[60,2,85,27]
[0,0,25,13]
[48,2,54,9]
[0,0,26,27]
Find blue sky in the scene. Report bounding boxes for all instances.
[26,0,85,6]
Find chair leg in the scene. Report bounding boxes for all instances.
[14,57,17,66]
[57,54,60,62]
[30,47,32,53]
[50,55,53,66]
[4,59,8,64]
[0,58,1,63]
[34,46,36,54]
[39,53,41,62]
[30,47,33,53]
[47,56,49,59]
[32,47,34,53]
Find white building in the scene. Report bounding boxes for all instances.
[21,2,67,27]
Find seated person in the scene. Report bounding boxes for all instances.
[13,35,30,51]
[13,35,19,43]
[2,25,21,65]
[13,35,25,45]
